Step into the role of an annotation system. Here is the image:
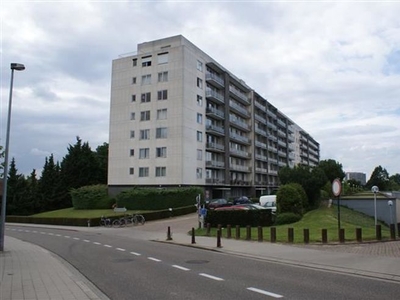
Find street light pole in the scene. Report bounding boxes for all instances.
[371,185,379,226]
[0,63,25,252]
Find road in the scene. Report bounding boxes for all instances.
[6,225,400,300]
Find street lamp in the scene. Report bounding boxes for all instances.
[0,63,25,251]
[371,185,379,226]
[388,200,393,225]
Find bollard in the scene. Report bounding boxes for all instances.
[376,224,382,241]
[191,227,196,244]
[303,228,309,244]
[339,228,345,243]
[167,226,173,240]
[217,229,222,248]
[227,225,232,239]
[235,225,240,240]
[217,224,222,231]
[288,228,294,243]
[246,225,251,240]
[390,224,396,240]
[258,226,263,242]
[270,227,276,243]
[322,229,328,244]
[397,223,400,238]
[356,227,362,243]
[206,223,211,236]
[87,219,91,228]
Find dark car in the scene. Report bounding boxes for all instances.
[206,198,232,210]
[233,196,252,205]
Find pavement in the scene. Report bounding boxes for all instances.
[1,213,400,299]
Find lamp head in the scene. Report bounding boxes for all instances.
[11,63,25,71]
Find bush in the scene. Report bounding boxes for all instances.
[71,185,114,209]
[115,187,203,210]
[205,209,274,227]
[276,184,304,215]
[274,212,302,225]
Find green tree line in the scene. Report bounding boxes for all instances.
[1,137,108,215]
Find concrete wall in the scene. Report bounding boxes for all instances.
[332,197,398,226]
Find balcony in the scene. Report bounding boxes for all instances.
[277,119,286,128]
[229,101,250,118]
[278,139,286,147]
[268,169,278,175]
[254,101,265,110]
[206,107,225,120]
[230,133,250,144]
[255,114,267,124]
[267,110,277,119]
[269,158,278,164]
[206,142,225,152]
[230,164,251,172]
[278,161,287,167]
[277,129,286,137]
[278,150,287,157]
[268,135,278,142]
[230,148,250,158]
[255,154,267,161]
[255,127,267,137]
[206,88,225,104]
[206,160,225,168]
[206,124,225,136]
[255,140,267,149]
[206,72,224,88]
[206,178,226,185]
[229,85,250,105]
[256,167,268,174]
[267,121,277,131]
[229,116,250,131]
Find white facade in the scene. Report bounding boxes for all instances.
[108,35,320,198]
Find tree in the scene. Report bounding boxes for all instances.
[6,158,29,215]
[26,169,40,214]
[366,165,389,190]
[319,159,345,183]
[388,173,400,191]
[276,183,306,216]
[0,145,4,178]
[95,142,108,184]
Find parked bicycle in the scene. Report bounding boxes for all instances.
[99,216,112,227]
[112,214,134,228]
[133,214,145,225]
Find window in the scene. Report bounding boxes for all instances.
[197,60,203,72]
[131,95,136,102]
[130,130,135,138]
[197,78,203,89]
[142,55,152,67]
[158,52,168,64]
[157,108,167,120]
[132,77,137,84]
[196,168,203,179]
[132,59,137,67]
[158,71,168,82]
[197,95,203,106]
[156,147,167,158]
[139,129,150,140]
[130,149,134,156]
[197,149,203,160]
[139,167,149,177]
[140,111,150,121]
[129,167,134,175]
[156,127,168,139]
[141,92,151,103]
[130,112,135,120]
[139,148,150,159]
[197,113,203,124]
[155,167,166,177]
[157,90,168,100]
[197,131,203,142]
[141,74,151,85]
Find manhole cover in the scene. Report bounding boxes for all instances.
[185,260,209,264]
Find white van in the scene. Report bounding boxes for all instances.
[259,195,277,213]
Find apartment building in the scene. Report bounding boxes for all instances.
[108,35,319,199]
[345,172,367,185]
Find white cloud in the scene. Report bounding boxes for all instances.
[1,1,399,180]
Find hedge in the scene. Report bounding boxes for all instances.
[71,185,114,209]
[205,209,274,227]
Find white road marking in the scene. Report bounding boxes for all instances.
[40,232,46,234]
[24,230,30,233]
[33,230,38,233]
[116,248,126,252]
[93,242,101,245]
[64,235,70,238]
[83,239,90,242]
[148,257,161,262]
[130,252,141,256]
[73,237,80,240]
[48,233,54,235]
[104,244,112,248]
[199,273,224,281]
[247,287,283,298]
[172,265,190,271]
[55,234,61,237]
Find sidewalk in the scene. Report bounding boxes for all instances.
[0,236,109,300]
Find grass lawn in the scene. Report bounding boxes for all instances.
[196,205,391,244]
[32,208,148,219]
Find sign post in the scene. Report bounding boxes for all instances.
[332,178,342,230]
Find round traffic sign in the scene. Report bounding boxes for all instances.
[332,178,342,197]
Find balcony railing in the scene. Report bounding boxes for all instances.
[206,88,224,104]
[230,148,250,158]
[206,124,225,135]
[206,142,225,151]
[206,72,225,87]
[229,101,250,117]
[206,107,225,119]
[229,116,250,131]
[229,85,249,104]
[206,160,225,168]
[230,133,250,144]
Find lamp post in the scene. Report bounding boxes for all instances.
[371,185,379,226]
[0,63,25,252]
[388,200,393,225]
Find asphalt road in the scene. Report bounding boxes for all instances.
[6,226,400,300]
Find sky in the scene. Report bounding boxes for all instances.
[1,0,399,181]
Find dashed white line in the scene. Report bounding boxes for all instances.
[40,232,46,234]
[199,273,224,281]
[148,257,161,262]
[32,230,37,233]
[247,287,283,298]
[104,244,112,248]
[73,237,80,240]
[24,230,30,233]
[83,239,90,243]
[116,248,126,252]
[48,233,54,235]
[130,252,141,256]
[172,265,190,271]
[64,235,70,238]
[93,242,101,245]
[55,234,61,237]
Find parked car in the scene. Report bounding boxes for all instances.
[214,205,250,211]
[262,201,277,214]
[233,196,252,205]
[205,198,232,210]
[237,204,268,210]
[259,195,276,206]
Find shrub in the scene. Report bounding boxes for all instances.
[71,185,114,209]
[274,212,302,225]
[276,184,304,215]
[205,209,274,227]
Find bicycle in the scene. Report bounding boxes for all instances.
[133,214,145,225]
[99,216,112,227]
[112,214,134,227]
